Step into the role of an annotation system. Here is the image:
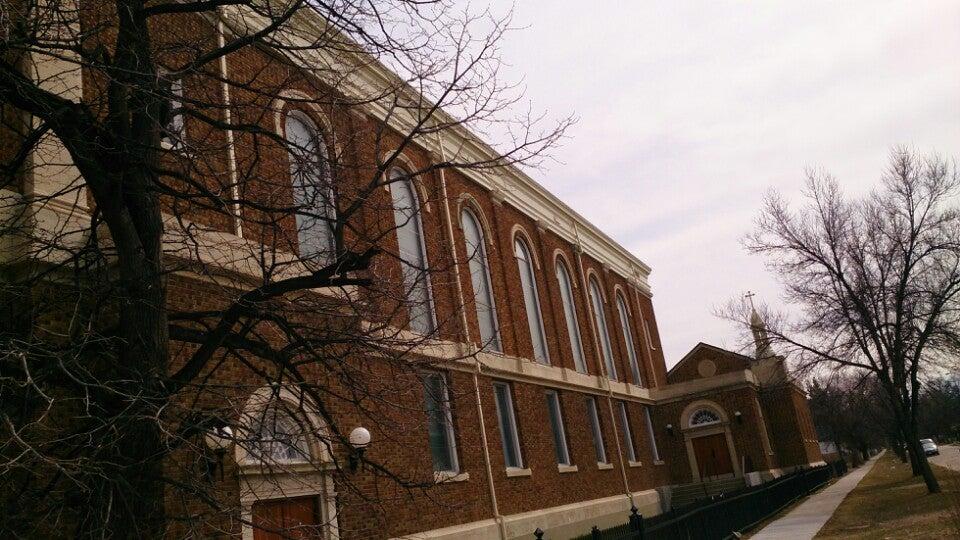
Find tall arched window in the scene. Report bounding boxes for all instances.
[588,277,617,380]
[461,208,501,352]
[389,168,436,334]
[556,260,586,373]
[514,237,549,364]
[285,111,335,263]
[616,292,643,386]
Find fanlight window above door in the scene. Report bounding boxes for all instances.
[689,408,721,427]
[250,406,312,463]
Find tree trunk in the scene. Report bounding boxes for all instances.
[905,423,941,493]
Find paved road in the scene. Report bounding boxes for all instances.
[929,444,960,471]
[750,453,882,540]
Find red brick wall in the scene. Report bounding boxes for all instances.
[761,386,824,468]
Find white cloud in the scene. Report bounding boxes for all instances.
[473,0,960,365]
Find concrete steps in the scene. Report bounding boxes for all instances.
[670,476,746,510]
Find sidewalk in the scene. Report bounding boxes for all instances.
[750,453,882,540]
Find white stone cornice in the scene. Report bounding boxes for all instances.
[216,4,653,294]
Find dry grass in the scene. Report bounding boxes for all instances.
[816,453,960,539]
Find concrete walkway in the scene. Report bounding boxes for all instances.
[750,453,882,540]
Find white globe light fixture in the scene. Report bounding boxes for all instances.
[204,425,234,452]
[348,426,371,472]
[349,426,371,449]
[203,423,234,481]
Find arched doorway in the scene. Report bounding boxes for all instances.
[680,401,741,481]
[237,386,339,540]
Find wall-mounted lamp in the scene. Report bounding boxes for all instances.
[348,426,371,473]
[666,423,674,436]
[204,423,234,481]
[734,411,743,425]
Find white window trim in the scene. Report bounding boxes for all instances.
[515,238,550,364]
[285,110,336,263]
[588,278,618,380]
[493,382,524,469]
[423,372,460,475]
[545,390,572,466]
[586,396,608,465]
[434,471,470,484]
[644,406,662,463]
[461,207,502,352]
[616,293,643,386]
[390,169,437,334]
[618,401,638,464]
[556,261,587,373]
[159,72,185,150]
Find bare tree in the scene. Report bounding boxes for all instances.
[725,148,960,494]
[0,0,571,537]
[807,374,888,466]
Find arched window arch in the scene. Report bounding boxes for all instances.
[389,167,436,334]
[285,110,335,263]
[514,237,549,364]
[615,291,643,386]
[249,404,312,464]
[690,408,721,427]
[555,259,586,373]
[461,207,501,351]
[588,276,617,380]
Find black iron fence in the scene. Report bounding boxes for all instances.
[536,460,848,540]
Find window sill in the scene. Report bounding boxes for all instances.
[505,467,532,478]
[628,460,643,468]
[597,462,614,470]
[434,471,469,483]
[557,464,579,474]
[653,460,665,466]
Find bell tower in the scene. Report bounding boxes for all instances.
[745,292,788,386]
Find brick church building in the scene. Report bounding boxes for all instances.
[1,3,823,539]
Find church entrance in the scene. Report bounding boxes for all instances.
[252,496,325,539]
[692,433,734,479]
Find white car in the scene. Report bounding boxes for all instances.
[920,438,939,456]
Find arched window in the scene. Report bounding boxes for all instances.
[285,111,335,263]
[588,277,617,380]
[250,405,311,463]
[461,208,501,352]
[556,260,586,373]
[690,408,721,427]
[514,237,549,364]
[389,168,436,334]
[616,292,643,386]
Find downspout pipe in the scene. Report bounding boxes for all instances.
[434,134,504,539]
[573,223,634,507]
[216,13,243,237]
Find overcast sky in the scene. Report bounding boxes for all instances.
[478,0,960,367]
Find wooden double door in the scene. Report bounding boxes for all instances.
[252,496,325,539]
[692,433,734,479]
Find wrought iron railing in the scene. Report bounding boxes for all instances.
[534,460,849,540]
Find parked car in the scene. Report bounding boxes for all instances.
[920,438,939,456]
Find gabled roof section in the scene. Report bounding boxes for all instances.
[667,342,754,377]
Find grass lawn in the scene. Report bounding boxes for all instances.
[815,453,960,539]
